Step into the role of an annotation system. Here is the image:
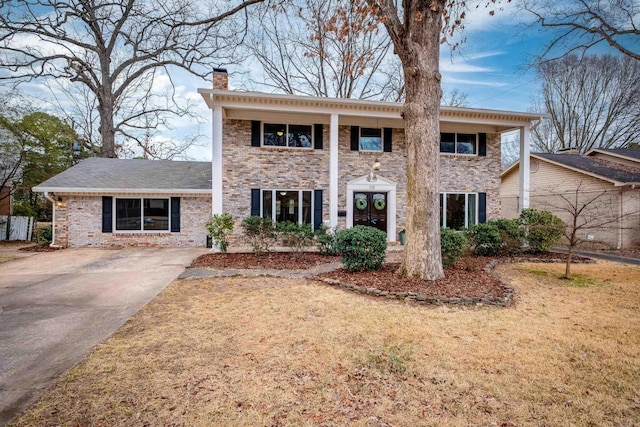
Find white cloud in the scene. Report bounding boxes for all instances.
[440,62,495,73]
[442,76,509,87]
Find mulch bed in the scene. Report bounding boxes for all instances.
[18,245,61,252]
[191,251,592,301]
[318,261,506,298]
[191,252,340,270]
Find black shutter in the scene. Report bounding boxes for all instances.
[102,196,112,233]
[251,189,261,217]
[170,197,180,232]
[478,192,487,224]
[350,126,360,151]
[314,124,323,150]
[313,190,323,231]
[251,121,261,147]
[478,133,486,156]
[383,128,393,152]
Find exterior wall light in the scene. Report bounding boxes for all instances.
[367,159,381,182]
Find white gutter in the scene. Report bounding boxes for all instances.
[43,192,62,248]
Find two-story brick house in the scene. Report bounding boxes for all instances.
[34,70,541,248]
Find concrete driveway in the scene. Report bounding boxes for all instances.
[0,247,207,426]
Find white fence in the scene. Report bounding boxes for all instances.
[0,216,35,241]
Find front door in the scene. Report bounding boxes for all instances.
[353,192,387,233]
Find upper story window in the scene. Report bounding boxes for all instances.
[440,133,477,155]
[359,128,383,151]
[263,123,313,148]
[350,126,392,152]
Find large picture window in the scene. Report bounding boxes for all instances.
[440,133,477,155]
[261,190,312,224]
[440,192,477,230]
[359,128,383,151]
[263,123,313,148]
[115,198,169,231]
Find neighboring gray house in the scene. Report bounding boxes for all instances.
[34,70,542,248]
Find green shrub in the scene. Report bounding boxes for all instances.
[240,216,277,254]
[315,224,340,255]
[489,218,525,254]
[466,223,502,256]
[519,208,565,253]
[205,213,234,252]
[276,221,314,252]
[35,224,52,246]
[440,227,467,267]
[335,226,387,272]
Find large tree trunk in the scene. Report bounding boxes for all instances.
[99,54,116,158]
[395,2,445,280]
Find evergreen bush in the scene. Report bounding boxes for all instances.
[276,221,314,252]
[35,224,52,246]
[519,208,565,252]
[440,227,467,267]
[241,216,277,254]
[466,223,502,256]
[335,226,387,272]
[489,218,525,254]
[205,213,234,252]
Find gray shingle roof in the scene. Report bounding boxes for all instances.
[34,158,211,192]
[535,153,640,184]
[592,148,640,161]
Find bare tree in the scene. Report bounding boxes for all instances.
[539,181,639,279]
[442,88,469,107]
[522,0,640,61]
[532,54,640,153]
[0,0,265,158]
[244,0,399,100]
[356,0,474,280]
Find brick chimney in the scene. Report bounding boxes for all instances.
[213,68,228,90]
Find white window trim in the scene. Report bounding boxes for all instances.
[261,189,314,225]
[440,192,478,229]
[440,132,478,156]
[261,123,314,150]
[359,127,383,152]
[113,197,171,233]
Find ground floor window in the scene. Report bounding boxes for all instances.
[261,190,312,224]
[115,198,169,231]
[440,192,477,230]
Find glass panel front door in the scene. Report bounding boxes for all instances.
[353,192,387,233]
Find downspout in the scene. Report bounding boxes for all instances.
[617,187,624,250]
[43,192,62,248]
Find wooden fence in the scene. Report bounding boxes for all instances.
[0,216,35,241]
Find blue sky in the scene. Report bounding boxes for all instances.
[439,3,549,112]
[5,1,622,161]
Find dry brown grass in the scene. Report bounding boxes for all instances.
[12,261,640,427]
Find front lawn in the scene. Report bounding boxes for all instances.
[12,261,640,426]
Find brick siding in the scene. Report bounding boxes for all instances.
[54,194,211,248]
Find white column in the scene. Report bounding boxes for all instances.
[388,188,396,242]
[519,125,531,212]
[329,113,339,228]
[212,104,223,215]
